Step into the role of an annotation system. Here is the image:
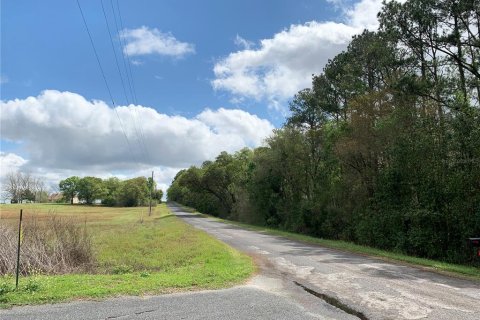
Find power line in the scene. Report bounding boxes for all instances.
[100,0,130,105]
[107,0,150,163]
[115,0,138,103]
[109,0,135,103]
[75,0,137,163]
[100,0,149,164]
[114,0,152,164]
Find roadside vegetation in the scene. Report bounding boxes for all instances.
[0,214,94,275]
[179,204,480,280]
[168,0,480,266]
[0,204,254,308]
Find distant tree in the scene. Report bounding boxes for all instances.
[147,176,157,203]
[35,191,49,203]
[57,175,163,207]
[3,172,21,203]
[33,179,47,203]
[77,177,104,205]
[3,172,45,203]
[119,177,149,207]
[102,177,121,206]
[153,189,163,203]
[59,176,80,204]
[167,170,188,202]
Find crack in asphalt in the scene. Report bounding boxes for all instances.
[105,315,127,319]
[293,281,369,320]
[104,309,156,319]
[168,205,480,320]
[134,309,156,315]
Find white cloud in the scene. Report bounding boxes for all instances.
[346,0,384,30]
[0,90,274,191]
[0,152,28,179]
[325,0,349,10]
[197,108,274,146]
[212,0,384,109]
[234,35,254,50]
[121,26,195,58]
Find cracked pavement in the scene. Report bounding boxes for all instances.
[1,204,478,319]
[170,205,479,320]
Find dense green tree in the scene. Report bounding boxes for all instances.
[153,189,164,202]
[58,175,162,207]
[59,176,80,204]
[102,177,121,206]
[77,177,105,205]
[118,177,149,207]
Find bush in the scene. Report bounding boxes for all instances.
[24,277,41,293]
[0,282,12,296]
[111,264,133,274]
[0,213,95,275]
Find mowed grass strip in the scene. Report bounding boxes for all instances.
[0,204,254,308]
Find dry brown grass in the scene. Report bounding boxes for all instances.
[0,212,95,275]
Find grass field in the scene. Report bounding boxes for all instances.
[178,205,480,281]
[0,203,254,308]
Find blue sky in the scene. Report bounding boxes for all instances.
[2,0,343,122]
[0,0,383,191]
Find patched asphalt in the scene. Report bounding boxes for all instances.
[169,204,480,320]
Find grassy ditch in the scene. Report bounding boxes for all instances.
[0,204,254,308]
[176,204,480,281]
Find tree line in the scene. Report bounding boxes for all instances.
[2,172,48,203]
[59,176,163,207]
[168,0,480,264]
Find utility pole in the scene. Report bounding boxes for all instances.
[149,171,154,216]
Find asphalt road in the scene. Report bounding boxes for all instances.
[0,285,355,320]
[2,204,479,319]
[168,204,479,320]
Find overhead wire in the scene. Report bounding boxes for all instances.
[100,0,150,164]
[75,0,138,164]
[108,0,150,162]
[112,1,156,198]
[108,0,135,103]
[115,0,138,103]
[100,0,130,105]
[112,0,152,164]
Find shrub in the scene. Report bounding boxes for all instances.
[0,212,95,275]
[139,271,150,278]
[24,277,41,293]
[111,265,133,274]
[0,282,12,296]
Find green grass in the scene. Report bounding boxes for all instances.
[177,204,480,281]
[0,204,254,308]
